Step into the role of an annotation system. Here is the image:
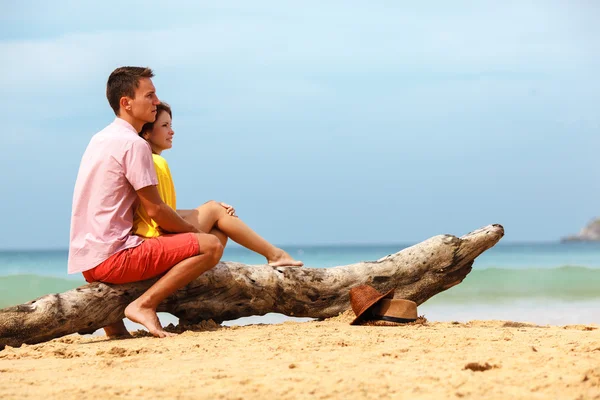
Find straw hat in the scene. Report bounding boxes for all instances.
[349,285,418,325]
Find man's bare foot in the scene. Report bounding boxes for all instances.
[267,248,304,267]
[103,320,132,339]
[124,301,177,338]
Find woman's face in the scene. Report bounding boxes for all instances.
[143,110,173,154]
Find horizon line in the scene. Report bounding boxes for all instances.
[0,239,587,252]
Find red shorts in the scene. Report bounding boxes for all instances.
[83,233,199,284]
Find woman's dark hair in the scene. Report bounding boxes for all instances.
[140,102,172,136]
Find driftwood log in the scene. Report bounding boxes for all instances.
[0,224,504,349]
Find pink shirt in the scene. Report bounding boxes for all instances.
[68,118,158,274]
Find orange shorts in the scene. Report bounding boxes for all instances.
[83,233,200,284]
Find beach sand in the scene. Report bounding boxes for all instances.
[1,312,599,400]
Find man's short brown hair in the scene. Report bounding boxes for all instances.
[106,66,154,115]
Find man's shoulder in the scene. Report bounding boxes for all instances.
[91,122,147,149]
[95,121,140,139]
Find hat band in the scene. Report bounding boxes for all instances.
[377,315,417,324]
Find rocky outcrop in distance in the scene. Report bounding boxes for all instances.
[562,218,600,242]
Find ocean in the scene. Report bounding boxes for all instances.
[1,242,599,332]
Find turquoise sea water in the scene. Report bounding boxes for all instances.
[1,242,599,327]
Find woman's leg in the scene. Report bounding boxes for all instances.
[177,201,303,266]
[210,227,228,247]
[179,209,228,247]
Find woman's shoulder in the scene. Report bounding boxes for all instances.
[152,154,172,174]
[152,153,169,167]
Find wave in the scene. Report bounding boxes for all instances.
[427,266,600,304]
[0,274,84,309]
[0,267,599,309]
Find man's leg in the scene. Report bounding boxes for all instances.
[103,320,131,338]
[82,271,133,339]
[178,201,303,267]
[124,232,223,337]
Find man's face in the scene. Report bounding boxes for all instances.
[129,78,160,124]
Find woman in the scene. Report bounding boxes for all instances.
[133,102,303,267]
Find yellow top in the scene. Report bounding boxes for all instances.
[132,154,176,238]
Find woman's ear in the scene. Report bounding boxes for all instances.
[141,131,150,140]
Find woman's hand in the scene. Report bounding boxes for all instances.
[220,202,237,217]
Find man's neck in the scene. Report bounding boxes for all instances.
[117,113,144,133]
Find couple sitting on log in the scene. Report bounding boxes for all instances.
[68,66,303,339]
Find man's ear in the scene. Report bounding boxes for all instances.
[120,96,132,111]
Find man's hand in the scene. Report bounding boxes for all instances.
[219,202,237,217]
[137,185,201,233]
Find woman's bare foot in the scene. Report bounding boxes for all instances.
[124,301,177,338]
[267,248,304,267]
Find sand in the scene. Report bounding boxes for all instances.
[1,312,599,400]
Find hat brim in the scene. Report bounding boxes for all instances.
[350,287,395,325]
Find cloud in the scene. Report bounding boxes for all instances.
[2,1,598,98]
[1,0,597,133]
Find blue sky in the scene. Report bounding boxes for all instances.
[1,1,599,249]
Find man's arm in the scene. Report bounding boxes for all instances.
[137,185,201,234]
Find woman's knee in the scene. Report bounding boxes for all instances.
[196,200,223,217]
[200,200,220,209]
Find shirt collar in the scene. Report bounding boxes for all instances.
[113,117,139,135]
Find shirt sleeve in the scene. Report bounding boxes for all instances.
[122,140,159,190]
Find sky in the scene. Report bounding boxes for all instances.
[1,1,599,249]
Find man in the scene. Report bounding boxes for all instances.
[68,66,223,338]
